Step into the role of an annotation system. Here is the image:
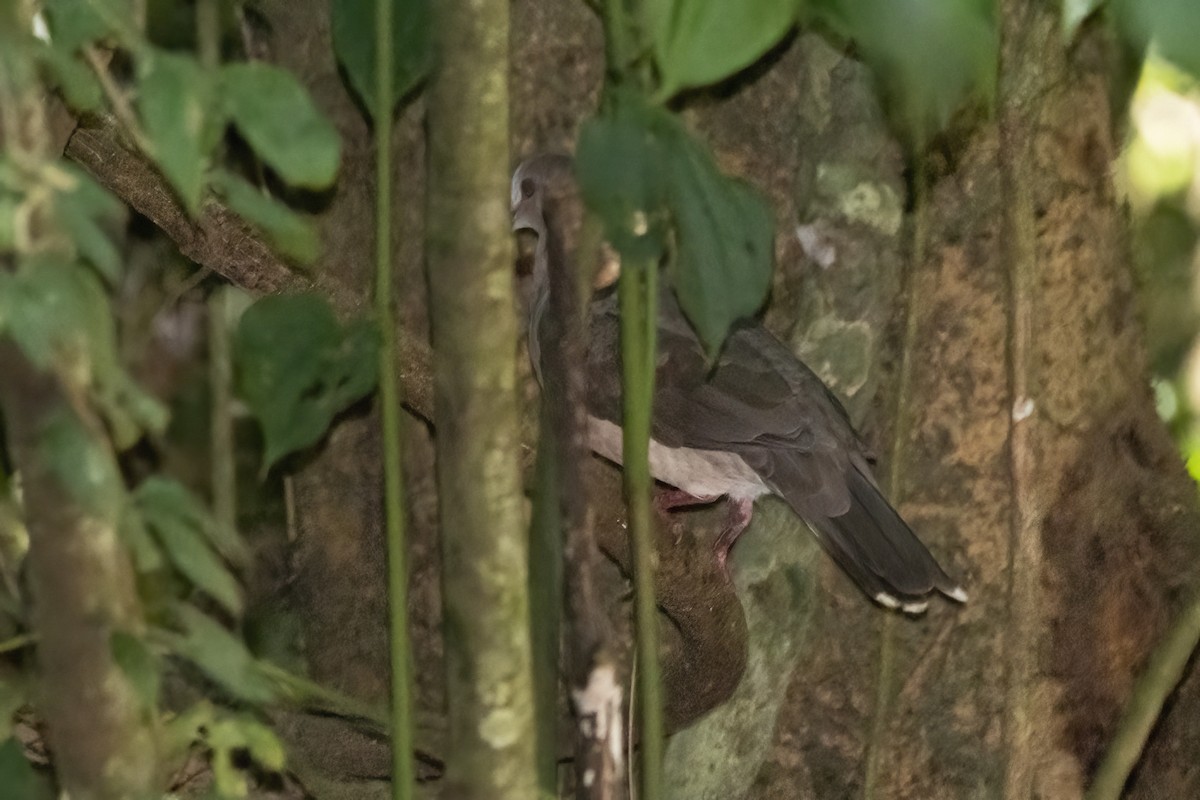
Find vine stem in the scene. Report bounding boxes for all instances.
[619,258,663,800]
[372,2,415,798]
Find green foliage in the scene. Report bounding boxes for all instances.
[111,630,163,713]
[134,478,247,615]
[41,0,134,51]
[167,604,280,705]
[1114,0,1200,77]
[645,0,801,97]
[0,738,53,800]
[220,62,342,189]
[211,170,319,264]
[810,0,998,138]
[36,45,103,111]
[165,703,286,798]
[578,93,774,352]
[138,50,214,214]
[39,408,124,521]
[234,294,380,470]
[331,0,432,119]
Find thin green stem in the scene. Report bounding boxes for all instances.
[196,0,219,71]
[1087,592,1200,800]
[209,286,236,539]
[373,1,414,797]
[619,260,662,800]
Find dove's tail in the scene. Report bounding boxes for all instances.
[805,466,966,614]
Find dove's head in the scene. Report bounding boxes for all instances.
[511,153,574,237]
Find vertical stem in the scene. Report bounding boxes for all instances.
[619,260,663,800]
[427,0,536,797]
[196,0,219,71]
[530,420,563,796]
[209,287,236,536]
[373,1,415,798]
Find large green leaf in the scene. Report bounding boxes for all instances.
[812,0,997,139]
[663,130,774,354]
[167,604,280,704]
[331,0,432,119]
[234,294,379,469]
[138,50,215,214]
[51,165,124,284]
[210,170,318,265]
[1114,0,1200,78]
[37,45,103,111]
[135,477,245,615]
[220,63,341,189]
[644,0,800,97]
[577,94,775,353]
[576,95,670,261]
[42,0,133,51]
[0,738,52,800]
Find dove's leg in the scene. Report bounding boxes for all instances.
[714,497,755,572]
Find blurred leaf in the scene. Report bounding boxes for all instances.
[111,630,161,713]
[234,294,380,469]
[331,0,432,119]
[42,0,133,51]
[0,677,27,743]
[135,478,244,615]
[1115,0,1200,78]
[644,0,799,96]
[210,714,286,773]
[663,131,774,354]
[138,50,215,214]
[167,605,279,704]
[813,0,997,139]
[0,738,52,800]
[37,45,102,111]
[576,95,671,261]
[578,93,774,352]
[211,170,319,265]
[118,502,165,573]
[51,165,124,283]
[220,63,341,189]
[39,407,123,521]
[1062,0,1104,40]
[137,477,247,564]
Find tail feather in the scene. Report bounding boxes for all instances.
[805,467,964,611]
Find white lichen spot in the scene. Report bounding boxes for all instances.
[838,181,902,235]
[579,718,594,738]
[582,768,595,787]
[478,707,520,749]
[631,210,649,236]
[1012,396,1035,422]
[795,223,837,269]
[32,12,51,43]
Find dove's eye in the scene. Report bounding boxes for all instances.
[520,179,536,199]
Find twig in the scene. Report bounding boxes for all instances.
[1086,591,1200,800]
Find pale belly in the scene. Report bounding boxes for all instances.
[587,417,771,501]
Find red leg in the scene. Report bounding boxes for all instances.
[714,497,755,573]
[654,488,719,513]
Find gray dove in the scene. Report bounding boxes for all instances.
[512,153,965,614]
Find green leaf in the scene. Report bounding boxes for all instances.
[220,63,341,189]
[37,45,103,111]
[138,50,215,213]
[576,95,671,261]
[42,0,133,51]
[51,165,124,283]
[234,294,380,469]
[211,170,319,265]
[813,0,997,139]
[0,738,52,800]
[1115,0,1200,77]
[111,631,161,712]
[577,93,774,352]
[39,407,123,522]
[118,501,165,573]
[645,0,800,97]
[167,605,279,704]
[135,478,245,615]
[664,132,774,354]
[209,714,286,772]
[331,0,432,119]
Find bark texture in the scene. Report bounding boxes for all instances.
[426,1,537,798]
[0,345,158,799]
